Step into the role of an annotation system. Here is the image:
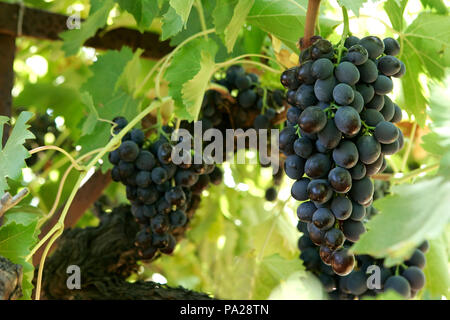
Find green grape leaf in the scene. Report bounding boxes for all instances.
[268,271,327,300]
[60,0,115,56]
[82,47,134,105]
[247,0,338,52]
[3,206,43,227]
[169,0,195,25]
[337,0,368,16]
[0,112,35,196]
[252,254,306,299]
[118,48,145,94]
[181,47,217,121]
[422,78,450,156]
[384,0,408,31]
[420,0,448,14]
[115,0,159,30]
[0,220,39,300]
[14,83,84,139]
[165,38,218,121]
[161,6,184,40]
[422,236,450,299]
[351,177,450,263]
[80,92,98,136]
[399,13,450,126]
[213,0,255,52]
[79,48,140,169]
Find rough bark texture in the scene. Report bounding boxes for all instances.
[0,256,23,300]
[41,205,212,300]
[0,2,173,60]
[0,34,15,146]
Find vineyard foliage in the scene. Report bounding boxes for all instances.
[0,0,449,299]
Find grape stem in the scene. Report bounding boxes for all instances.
[302,0,321,50]
[361,120,375,132]
[336,5,349,63]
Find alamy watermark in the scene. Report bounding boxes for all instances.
[66,265,81,290]
[66,8,81,30]
[170,122,280,173]
[366,265,382,290]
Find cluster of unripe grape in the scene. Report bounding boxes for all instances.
[280,35,405,276]
[298,181,427,300]
[108,117,223,260]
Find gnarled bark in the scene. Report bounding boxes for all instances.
[0,256,23,300]
[41,205,212,300]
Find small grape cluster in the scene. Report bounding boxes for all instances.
[298,179,428,299]
[108,117,223,260]
[299,227,428,299]
[200,65,285,131]
[280,36,406,276]
[194,65,286,201]
[22,112,69,167]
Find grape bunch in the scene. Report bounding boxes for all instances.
[299,229,428,299]
[108,117,223,260]
[280,35,406,276]
[199,65,285,131]
[298,178,427,299]
[21,112,70,167]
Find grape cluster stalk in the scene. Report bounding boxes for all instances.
[108,117,223,260]
[280,35,406,276]
[298,181,427,299]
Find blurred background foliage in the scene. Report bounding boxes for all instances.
[3,0,449,299]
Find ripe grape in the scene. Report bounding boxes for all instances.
[298,106,327,133]
[294,137,314,159]
[334,106,362,136]
[331,248,355,276]
[311,58,334,79]
[378,55,401,76]
[356,135,381,164]
[324,228,345,250]
[333,83,355,105]
[335,62,360,85]
[360,36,385,59]
[332,140,359,169]
[291,178,311,201]
[297,201,317,222]
[318,119,342,149]
[344,44,368,65]
[384,276,411,299]
[374,121,399,144]
[383,37,400,56]
[307,179,333,204]
[373,75,393,95]
[402,267,425,291]
[119,141,140,162]
[284,155,305,180]
[342,220,366,242]
[331,196,353,220]
[328,167,352,193]
[312,208,336,230]
[357,59,378,83]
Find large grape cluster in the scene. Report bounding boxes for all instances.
[108,117,223,260]
[280,36,406,276]
[298,181,427,300]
